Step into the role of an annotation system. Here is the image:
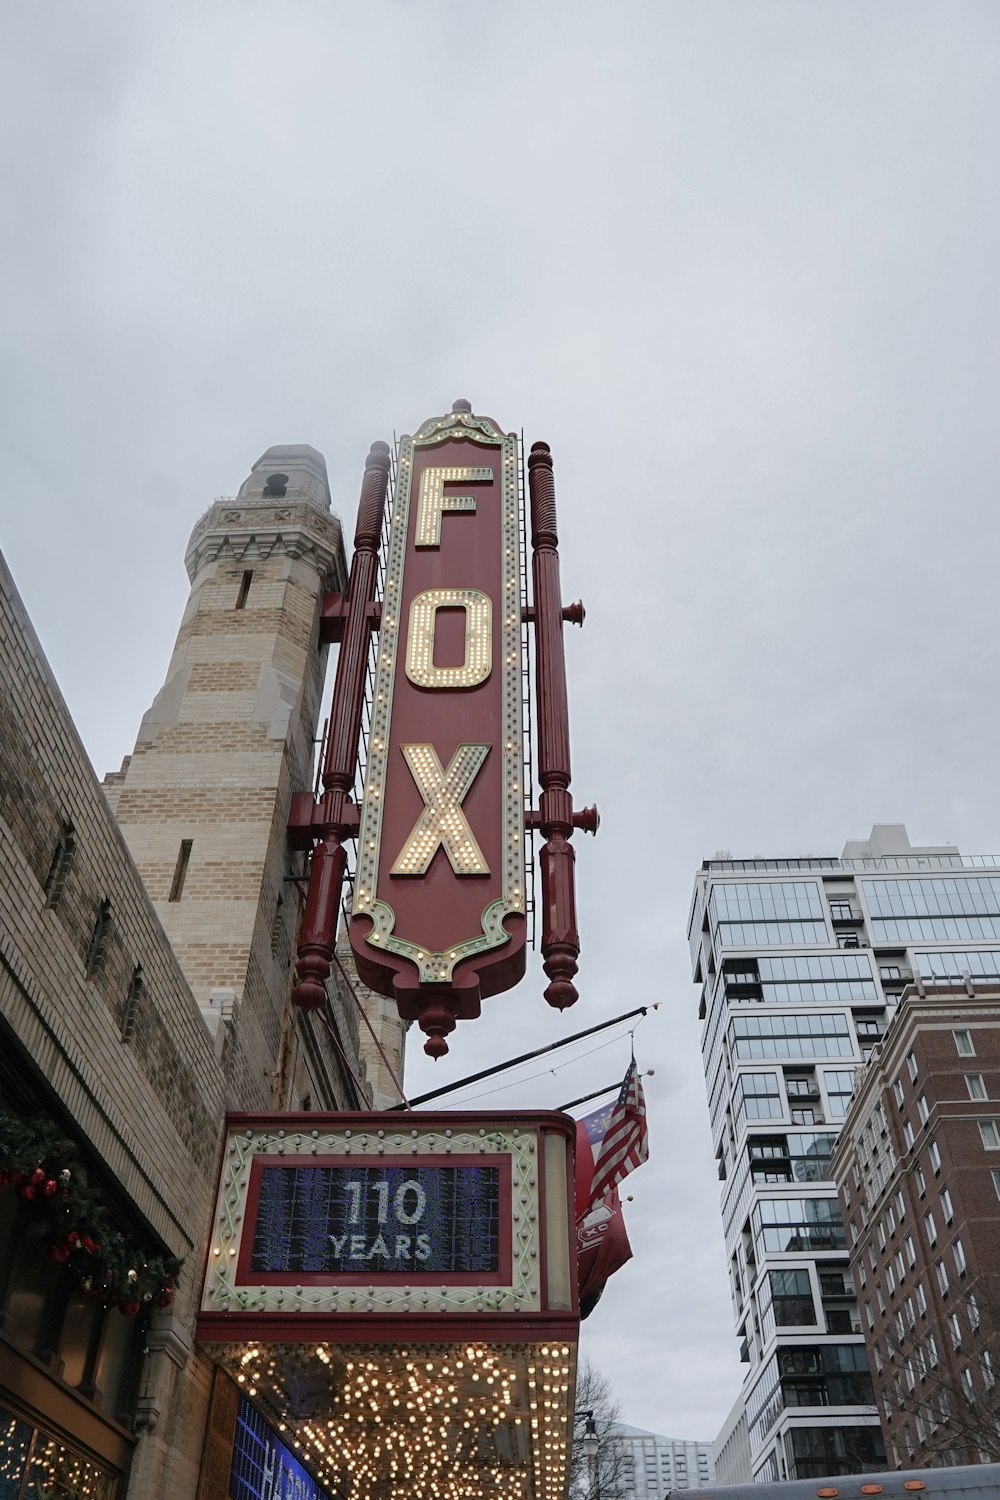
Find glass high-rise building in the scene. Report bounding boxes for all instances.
[688,823,1000,1484]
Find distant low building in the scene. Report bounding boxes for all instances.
[618,1425,714,1494]
[713,1392,752,1486]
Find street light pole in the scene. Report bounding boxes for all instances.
[574,1408,600,1500]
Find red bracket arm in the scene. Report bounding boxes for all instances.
[290,441,391,1011]
[528,441,598,1011]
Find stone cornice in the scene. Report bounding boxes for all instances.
[185,496,347,586]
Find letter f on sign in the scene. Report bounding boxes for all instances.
[391,744,491,876]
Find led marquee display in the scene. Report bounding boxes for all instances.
[246,1160,503,1279]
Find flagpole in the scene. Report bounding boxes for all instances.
[389,1003,657,1110]
[557,1070,654,1114]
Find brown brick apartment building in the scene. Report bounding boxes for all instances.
[832,983,1000,1470]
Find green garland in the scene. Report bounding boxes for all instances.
[0,1109,181,1317]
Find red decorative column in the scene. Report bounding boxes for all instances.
[528,441,597,1010]
[292,441,391,1010]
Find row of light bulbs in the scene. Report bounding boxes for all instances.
[219,1339,573,1499]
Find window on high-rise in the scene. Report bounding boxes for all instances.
[954,1029,976,1057]
[708,882,828,950]
[732,1073,783,1132]
[823,1071,856,1121]
[768,1269,815,1326]
[916,949,1000,983]
[739,954,877,1004]
[784,1421,884,1480]
[729,1012,854,1060]
[752,1198,845,1256]
[979,1120,1000,1149]
[864,878,1000,944]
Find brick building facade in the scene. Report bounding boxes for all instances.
[0,442,404,1496]
[832,983,1000,1470]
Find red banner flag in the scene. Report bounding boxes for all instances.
[575,1119,632,1319]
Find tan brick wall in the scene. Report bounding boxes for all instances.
[106,484,352,1117]
[0,545,225,1498]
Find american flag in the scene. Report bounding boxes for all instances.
[590,1061,649,1204]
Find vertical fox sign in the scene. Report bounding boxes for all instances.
[349,407,526,1054]
[289,401,596,1056]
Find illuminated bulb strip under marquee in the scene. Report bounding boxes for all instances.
[353,411,524,986]
[204,1338,576,1500]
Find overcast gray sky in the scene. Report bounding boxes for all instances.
[4,0,1000,1448]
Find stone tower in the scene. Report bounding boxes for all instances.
[105,444,357,1108]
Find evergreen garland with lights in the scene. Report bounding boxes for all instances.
[0,1109,181,1317]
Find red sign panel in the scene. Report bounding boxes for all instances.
[350,409,526,1052]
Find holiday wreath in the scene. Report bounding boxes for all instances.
[0,1110,181,1317]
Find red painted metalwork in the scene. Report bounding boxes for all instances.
[287,409,597,1054]
[196,1310,579,1347]
[291,441,391,1011]
[528,441,598,1010]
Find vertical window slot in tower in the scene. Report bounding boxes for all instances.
[43,821,76,908]
[236,570,253,610]
[121,965,143,1043]
[86,899,112,977]
[169,840,193,902]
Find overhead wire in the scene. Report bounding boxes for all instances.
[434,1014,647,1108]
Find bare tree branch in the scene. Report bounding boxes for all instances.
[570,1360,635,1500]
[876,1270,1000,1465]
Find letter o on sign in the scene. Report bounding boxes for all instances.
[405,588,492,689]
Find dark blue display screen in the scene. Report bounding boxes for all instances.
[230,1396,329,1500]
[250,1163,500,1275]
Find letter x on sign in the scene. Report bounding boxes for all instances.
[390,744,491,877]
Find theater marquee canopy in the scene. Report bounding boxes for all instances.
[197,1111,579,1500]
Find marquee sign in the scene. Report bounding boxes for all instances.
[288,402,596,1057]
[198,1114,578,1500]
[197,1110,575,1341]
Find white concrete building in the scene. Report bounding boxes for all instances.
[688,824,1000,1483]
[617,1425,713,1495]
